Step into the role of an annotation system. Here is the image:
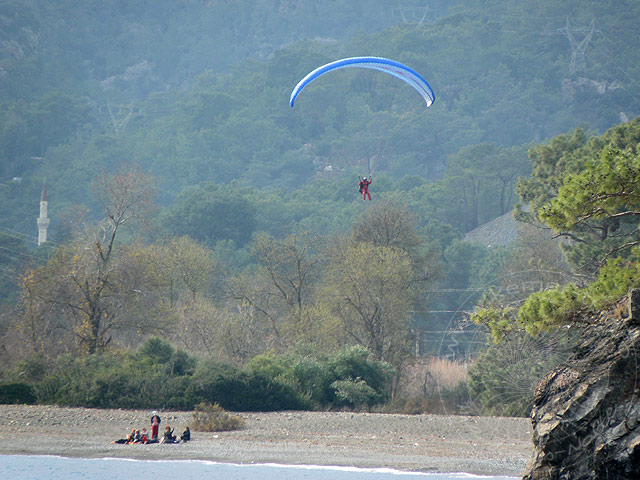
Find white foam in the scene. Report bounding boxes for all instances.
[3,455,519,479]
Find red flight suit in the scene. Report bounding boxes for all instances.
[358,178,372,201]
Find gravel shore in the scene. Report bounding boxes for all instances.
[0,405,531,476]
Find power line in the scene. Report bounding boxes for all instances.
[0,226,59,248]
[425,288,485,293]
[0,271,19,281]
[0,226,37,243]
[412,310,473,314]
[0,263,19,272]
[597,31,640,83]
[417,330,482,334]
[585,32,640,109]
[0,264,20,281]
[0,245,41,260]
[0,251,26,263]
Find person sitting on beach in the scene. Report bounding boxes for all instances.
[131,429,142,444]
[111,429,136,444]
[140,427,149,444]
[180,426,190,442]
[161,425,177,444]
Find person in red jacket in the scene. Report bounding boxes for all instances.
[358,176,372,201]
[150,411,161,441]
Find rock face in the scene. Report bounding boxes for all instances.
[523,290,640,479]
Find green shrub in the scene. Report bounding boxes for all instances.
[289,356,332,406]
[12,354,48,382]
[32,349,196,409]
[169,349,196,376]
[245,353,288,378]
[137,337,175,364]
[187,362,311,411]
[191,402,245,432]
[0,382,36,404]
[33,371,64,404]
[238,346,394,410]
[27,341,394,412]
[328,346,394,397]
[163,376,195,410]
[331,378,383,410]
[244,346,394,410]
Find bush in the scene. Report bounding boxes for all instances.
[244,353,287,378]
[137,337,174,364]
[32,351,196,409]
[289,356,332,406]
[331,378,383,410]
[191,402,245,432]
[27,341,394,412]
[12,354,48,382]
[328,346,394,397]
[0,382,36,404]
[248,346,394,410]
[187,362,311,411]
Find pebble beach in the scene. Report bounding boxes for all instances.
[0,405,532,476]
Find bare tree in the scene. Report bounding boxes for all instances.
[318,242,416,366]
[229,232,323,349]
[351,200,441,293]
[18,167,155,354]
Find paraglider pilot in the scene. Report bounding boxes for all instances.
[358,176,372,201]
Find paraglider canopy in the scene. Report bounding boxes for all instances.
[289,56,435,108]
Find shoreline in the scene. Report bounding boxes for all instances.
[0,405,532,476]
[0,454,515,478]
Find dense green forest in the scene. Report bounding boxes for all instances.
[2,0,640,414]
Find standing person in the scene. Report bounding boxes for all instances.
[358,176,372,201]
[150,411,161,441]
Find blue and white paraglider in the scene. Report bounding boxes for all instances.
[289,56,435,108]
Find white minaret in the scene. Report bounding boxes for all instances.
[37,182,49,246]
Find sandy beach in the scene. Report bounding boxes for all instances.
[0,405,532,476]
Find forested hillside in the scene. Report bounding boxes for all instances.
[2,0,638,233]
[1,0,640,414]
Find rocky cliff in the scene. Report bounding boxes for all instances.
[523,290,640,479]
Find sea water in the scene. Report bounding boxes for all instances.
[0,455,517,480]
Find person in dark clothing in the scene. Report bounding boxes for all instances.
[180,426,191,442]
[358,176,372,201]
[162,425,177,444]
[111,428,136,444]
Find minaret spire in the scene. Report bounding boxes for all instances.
[37,180,49,246]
